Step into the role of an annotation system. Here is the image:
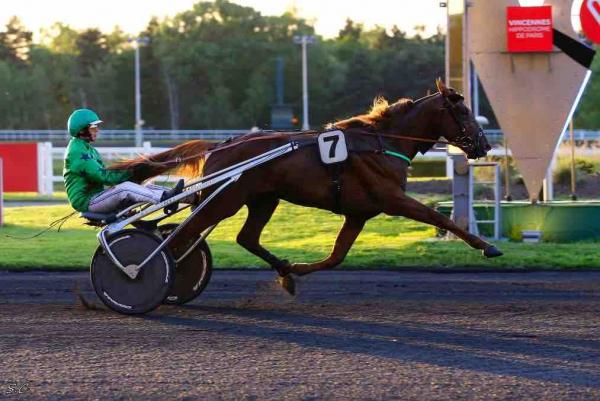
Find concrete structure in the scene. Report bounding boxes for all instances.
[468,0,592,202]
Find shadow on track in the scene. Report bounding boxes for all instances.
[144,304,600,389]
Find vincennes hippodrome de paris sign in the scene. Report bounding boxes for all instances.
[506,5,553,52]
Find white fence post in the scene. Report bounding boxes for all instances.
[45,142,53,195]
[543,157,555,202]
[446,156,454,178]
[37,142,45,195]
[37,142,53,195]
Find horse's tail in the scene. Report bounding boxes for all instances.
[108,139,215,183]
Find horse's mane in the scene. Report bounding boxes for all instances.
[330,97,414,130]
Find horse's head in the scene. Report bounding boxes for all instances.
[434,78,491,159]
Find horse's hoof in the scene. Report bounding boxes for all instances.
[276,275,296,296]
[274,259,291,276]
[483,246,503,258]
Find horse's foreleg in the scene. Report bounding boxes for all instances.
[288,216,366,276]
[386,193,502,257]
[236,197,290,275]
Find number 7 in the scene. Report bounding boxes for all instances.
[323,135,339,158]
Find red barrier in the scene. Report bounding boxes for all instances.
[0,143,38,192]
[0,157,3,226]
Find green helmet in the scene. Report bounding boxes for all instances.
[67,109,103,137]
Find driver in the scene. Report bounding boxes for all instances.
[63,108,184,214]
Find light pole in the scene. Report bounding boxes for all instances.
[293,35,315,131]
[130,36,150,147]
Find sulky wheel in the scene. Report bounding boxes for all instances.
[90,229,174,315]
[158,224,213,305]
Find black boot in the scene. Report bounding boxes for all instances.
[161,179,184,215]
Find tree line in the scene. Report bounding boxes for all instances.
[0,0,597,131]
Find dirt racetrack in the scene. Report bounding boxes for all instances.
[1,270,600,400]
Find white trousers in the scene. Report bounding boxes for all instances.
[88,181,167,213]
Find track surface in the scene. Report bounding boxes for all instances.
[1,270,600,400]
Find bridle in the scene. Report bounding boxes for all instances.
[440,94,487,153]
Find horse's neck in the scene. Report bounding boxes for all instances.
[387,106,438,159]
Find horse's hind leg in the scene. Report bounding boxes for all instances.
[287,215,366,276]
[236,197,290,275]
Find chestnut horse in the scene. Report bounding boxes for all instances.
[111,79,502,281]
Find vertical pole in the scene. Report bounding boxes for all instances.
[570,118,577,200]
[468,164,475,234]
[543,159,554,202]
[275,56,284,106]
[503,136,512,201]
[472,63,479,118]
[494,164,501,240]
[447,0,471,232]
[301,38,310,131]
[134,42,142,148]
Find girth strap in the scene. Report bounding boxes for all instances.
[328,163,344,214]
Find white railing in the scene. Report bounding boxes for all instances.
[43,141,181,195]
[6,128,600,144]
[41,141,517,194]
[38,140,594,195]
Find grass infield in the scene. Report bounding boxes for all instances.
[1,200,599,270]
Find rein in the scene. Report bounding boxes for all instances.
[132,130,320,168]
[125,92,471,171]
[356,131,453,146]
[131,129,454,171]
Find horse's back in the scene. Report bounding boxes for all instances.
[201,132,389,216]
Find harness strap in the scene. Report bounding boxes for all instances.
[376,132,385,153]
[383,150,412,165]
[357,131,446,145]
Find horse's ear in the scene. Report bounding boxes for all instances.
[435,78,450,97]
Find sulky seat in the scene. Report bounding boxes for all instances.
[80,211,118,225]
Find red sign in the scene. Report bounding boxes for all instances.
[507,6,553,52]
[581,0,600,44]
[0,143,38,192]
